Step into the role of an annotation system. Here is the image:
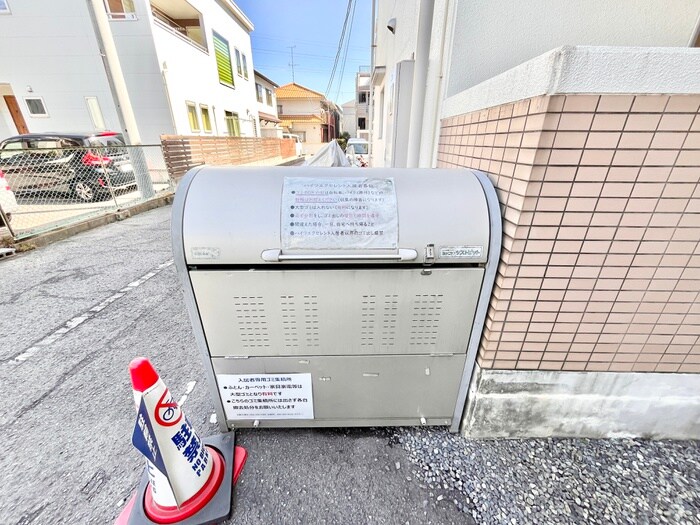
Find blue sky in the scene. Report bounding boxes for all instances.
[235,0,371,105]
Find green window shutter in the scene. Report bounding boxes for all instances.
[213,32,234,87]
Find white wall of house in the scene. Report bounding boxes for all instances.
[278,98,322,116]
[150,0,259,138]
[341,99,356,136]
[369,0,420,167]
[370,0,700,168]
[110,0,174,144]
[0,0,121,140]
[254,75,277,117]
[254,73,280,137]
[446,0,700,97]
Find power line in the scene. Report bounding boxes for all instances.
[335,0,358,102]
[251,33,367,52]
[325,0,354,97]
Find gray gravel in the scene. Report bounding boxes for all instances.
[395,427,700,525]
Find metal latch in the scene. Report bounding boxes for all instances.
[422,244,435,275]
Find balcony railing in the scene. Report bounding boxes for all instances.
[151,5,206,52]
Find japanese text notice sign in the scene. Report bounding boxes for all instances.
[281,177,398,250]
[217,373,314,420]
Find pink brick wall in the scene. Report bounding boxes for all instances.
[438,94,700,373]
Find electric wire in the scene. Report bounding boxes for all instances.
[324,0,354,97]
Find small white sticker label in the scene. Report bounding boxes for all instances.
[217,373,314,420]
[191,247,220,259]
[439,245,483,259]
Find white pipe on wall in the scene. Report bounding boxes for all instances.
[88,0,142,145]
[406,0,435,168]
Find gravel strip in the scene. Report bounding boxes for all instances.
[394,427,700,525]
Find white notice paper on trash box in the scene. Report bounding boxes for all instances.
[281,177,398,250]
[217,373,314,420]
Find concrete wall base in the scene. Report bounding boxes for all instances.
[461,365,700,439]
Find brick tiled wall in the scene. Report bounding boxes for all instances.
[438,94,700,373]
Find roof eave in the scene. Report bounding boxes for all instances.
[220,0,254,32]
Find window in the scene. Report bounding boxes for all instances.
[277,104,283,115]
[292,131,306,142]
[24,97,48,117]
[265,88,273,106]
[200,104,212,133]
[256,83,263,103]
[242,54,249,79]
[358,117,366,130]
[0,0,11,14]
[0,141,23,160]
[235,49,243,76]
[213,32,235,87]
[358,92,367,104]
[224,111,240,137]
[85,97,106,130]
[186,102,200,132]
[104,0,135,20]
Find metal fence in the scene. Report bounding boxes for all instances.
[0,145,172,240]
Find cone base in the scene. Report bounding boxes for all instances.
[144,446,225,524]
[122,432,238,525]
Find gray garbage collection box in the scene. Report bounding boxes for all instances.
[172,167,501,432]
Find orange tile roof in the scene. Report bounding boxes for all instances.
[276,82,325,99]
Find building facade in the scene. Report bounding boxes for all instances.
[370,0,700,438]
[254,70,281,137]
[276,82,340,154]
[0,0,260,144]
[341,68,370,140]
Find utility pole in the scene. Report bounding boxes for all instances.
[288,45,298,83]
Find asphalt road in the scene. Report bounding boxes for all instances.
[0,206,469,525]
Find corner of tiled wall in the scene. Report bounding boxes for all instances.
[438,93,700,373]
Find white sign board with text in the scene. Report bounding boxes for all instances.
[217,373,314,420]
[281,177,398,250]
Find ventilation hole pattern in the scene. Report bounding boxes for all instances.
[381,294,399,347]
[361,295,377,346]
[280,295,299,348]
[233,296,270,348]
[409,294,443,345]
[303,295,319,347]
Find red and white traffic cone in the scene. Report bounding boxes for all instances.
[129,357,226,523]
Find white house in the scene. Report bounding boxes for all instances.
[341,99,356,137]
[254,70,281,138]
[0,0,260,144]
[341,68,370,140]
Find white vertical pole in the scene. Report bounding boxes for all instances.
[88,0,142,145]
[406,0,435,168]
[87,0,154,198]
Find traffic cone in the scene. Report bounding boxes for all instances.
[129,357,226,523]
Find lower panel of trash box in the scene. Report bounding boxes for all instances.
[211,354,466,428]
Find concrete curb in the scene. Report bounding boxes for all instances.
[6,193,175,253]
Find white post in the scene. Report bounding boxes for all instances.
[88,0,154,197]
[406,0,435,168]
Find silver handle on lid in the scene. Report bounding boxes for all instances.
[261,248,418,262]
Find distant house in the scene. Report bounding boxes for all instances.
[0,0,260,143]
[341,99,356,137]
[275,82,340,154]
[341,68,370,139]
[254,70,282,138]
